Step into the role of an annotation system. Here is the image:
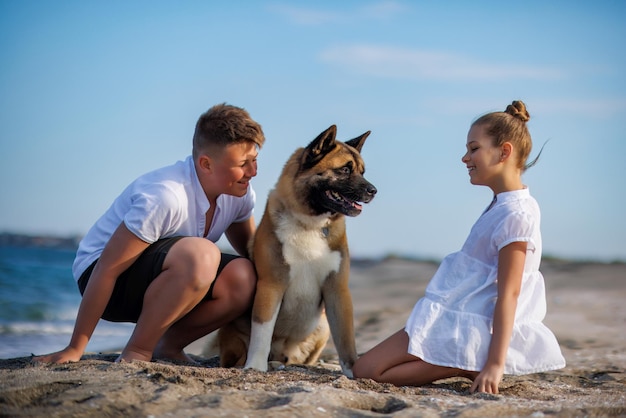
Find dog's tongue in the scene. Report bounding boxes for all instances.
[353,202,363,210]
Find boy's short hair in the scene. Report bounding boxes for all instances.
[192,103,265,159]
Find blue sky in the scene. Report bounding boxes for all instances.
[1,1,624,261]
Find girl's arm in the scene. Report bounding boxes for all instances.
[34,223,149,363]
[471,240,527,394]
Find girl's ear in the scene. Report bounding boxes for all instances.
[500,142,513,162]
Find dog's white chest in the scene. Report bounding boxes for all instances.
[275,215,341,284]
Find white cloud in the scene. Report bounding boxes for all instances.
[426,97,626,120]
[320,44,564,81]
[531,98,626,118]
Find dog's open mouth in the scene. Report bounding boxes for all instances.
[325,190,363,212]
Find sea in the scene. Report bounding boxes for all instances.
[0,245,134,359]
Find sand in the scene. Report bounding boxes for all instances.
[1,258,625,417]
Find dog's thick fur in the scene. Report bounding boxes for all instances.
[216,125,376,377]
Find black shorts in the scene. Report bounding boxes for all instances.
[77,237,242,323]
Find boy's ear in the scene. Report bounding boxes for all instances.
[198,154,212,172]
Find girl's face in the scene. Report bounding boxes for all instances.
[461,124,503,189]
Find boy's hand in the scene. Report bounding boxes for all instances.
[470,363,504,394]
[32,346,83,364]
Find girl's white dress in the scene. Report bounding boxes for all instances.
[405,188,566,374]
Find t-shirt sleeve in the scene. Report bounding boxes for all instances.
[493,210,537,253]
[124,184,184,243]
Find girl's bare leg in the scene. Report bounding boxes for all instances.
[353,329,476,386]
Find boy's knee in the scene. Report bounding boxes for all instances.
[218,258,257,305]
[166,238,221,290]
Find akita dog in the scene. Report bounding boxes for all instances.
[216,125,376,377]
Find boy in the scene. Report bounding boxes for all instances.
[35,103,265,363]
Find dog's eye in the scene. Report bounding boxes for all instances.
[339,166,351,175]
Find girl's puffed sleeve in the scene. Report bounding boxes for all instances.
[493,210,537,253]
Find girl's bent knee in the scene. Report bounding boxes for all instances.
[352,358,373,380]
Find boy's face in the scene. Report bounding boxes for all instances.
[210,142,259,198]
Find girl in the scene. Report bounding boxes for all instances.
[352,100,565,394]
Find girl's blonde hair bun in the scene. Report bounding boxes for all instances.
[505,100,530,123]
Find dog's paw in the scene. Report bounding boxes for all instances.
[268,361,285,371]
[339,360,354,378]
[244,358,269,372]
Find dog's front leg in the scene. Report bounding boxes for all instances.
[323,269,357,378]
[244,282,284,372]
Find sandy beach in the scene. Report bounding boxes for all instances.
[1,257,624,417]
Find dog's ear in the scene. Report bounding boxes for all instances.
[302,125,337,168]
[345,131,371,153]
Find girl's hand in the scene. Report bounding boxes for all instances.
[33,346,83,364]
[470,363,504,394]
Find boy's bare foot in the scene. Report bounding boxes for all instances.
[116,347,153,363]
[153,343,199,365]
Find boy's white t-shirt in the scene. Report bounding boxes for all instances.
[72,155,255,281]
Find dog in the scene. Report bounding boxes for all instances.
[215,125,377,377]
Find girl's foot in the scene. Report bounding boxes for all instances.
[459,369,479,381]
